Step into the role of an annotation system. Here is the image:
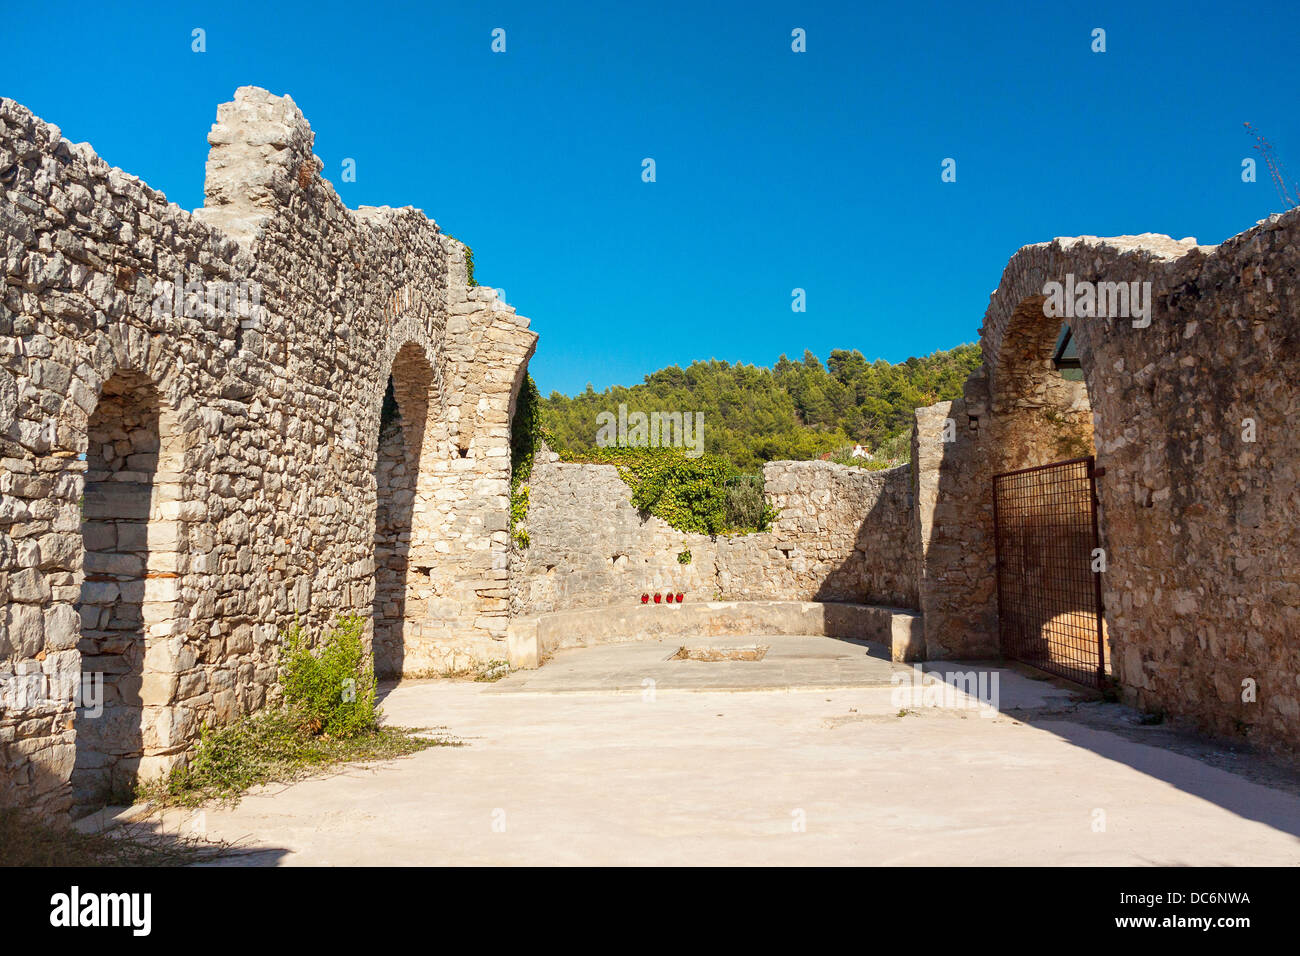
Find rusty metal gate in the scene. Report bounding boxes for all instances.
[992,456,1106,687]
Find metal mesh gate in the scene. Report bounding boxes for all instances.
[992,456,1106,687]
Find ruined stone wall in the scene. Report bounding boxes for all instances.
[0,88,535,816]
[512,451,918,616]
[918,215,1300,756]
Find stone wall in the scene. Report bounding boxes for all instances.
[5,83,1299,819]
[511,449,918,616]
[0,88,535,816]
[918,216,1300,757]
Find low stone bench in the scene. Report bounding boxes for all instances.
[506,600,924,669]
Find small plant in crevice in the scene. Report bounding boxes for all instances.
[474,660,512,682]
[677,549,691,565]
[434,658,514,682]
[443,231,477,286]
[510,483,530,548]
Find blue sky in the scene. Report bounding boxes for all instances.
[5,1,1298,395]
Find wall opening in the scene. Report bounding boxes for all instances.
[70,370,183,815]
[989,297,1109,679]
[990,299,1096,471]
[372,344,434,677]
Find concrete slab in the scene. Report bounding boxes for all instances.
[491,634,907,694]
[143,642,1300,866]
[508,601,924,667]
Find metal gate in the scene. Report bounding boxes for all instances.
[992,456,1106,687]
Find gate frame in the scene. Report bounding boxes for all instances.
[991,455,1106,688]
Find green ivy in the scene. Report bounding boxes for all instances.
[560,445,775,535]
[442,231,477,287]
[509,374,543,547]
[510,484,530,549]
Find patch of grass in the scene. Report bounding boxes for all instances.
[474,660,512,682]
[138,710,455,809]
[422,659,514,682]
[0,808,227,867]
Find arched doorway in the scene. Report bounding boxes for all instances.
[988,297,1108,686]
[372,344,435,678]
[70,370,184,814]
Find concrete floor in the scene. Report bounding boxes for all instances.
[149,636,1300,866]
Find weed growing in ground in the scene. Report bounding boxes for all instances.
[137,616,457,809]
[0,808,228,866]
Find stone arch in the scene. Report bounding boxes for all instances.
[976,243,1138,676]
[70,364,187,815]
[987,293,1097,475]
[371,337,443,677]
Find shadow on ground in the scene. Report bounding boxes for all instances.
[913,656,1300,843]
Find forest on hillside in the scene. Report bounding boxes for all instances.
[540,344,982,470]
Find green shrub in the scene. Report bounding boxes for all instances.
[723,474,777,531]
[556,446,776,535]
[279,616,377,739]
[861,433,910,470]
[576,446,731,534]
[164,710,311,802]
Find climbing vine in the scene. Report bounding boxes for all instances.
[509,374,543,547]
[442,231,477,287]
[559,446,776,536]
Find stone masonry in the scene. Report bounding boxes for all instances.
[0,88,535,816]
[915,218,1300,758]
[517,214,1300,761]
[3,84,1299,819]
[512,447,918,615]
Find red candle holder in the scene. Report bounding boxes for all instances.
[653,593,662,604]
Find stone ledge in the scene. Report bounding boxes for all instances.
[505,601,923,669]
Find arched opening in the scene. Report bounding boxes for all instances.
[989,296,1109,683]
[990,297,1095,472]
[372,344,435,678]
[70,370,184,815]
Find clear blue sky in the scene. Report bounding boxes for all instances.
[5,1,1298,395]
